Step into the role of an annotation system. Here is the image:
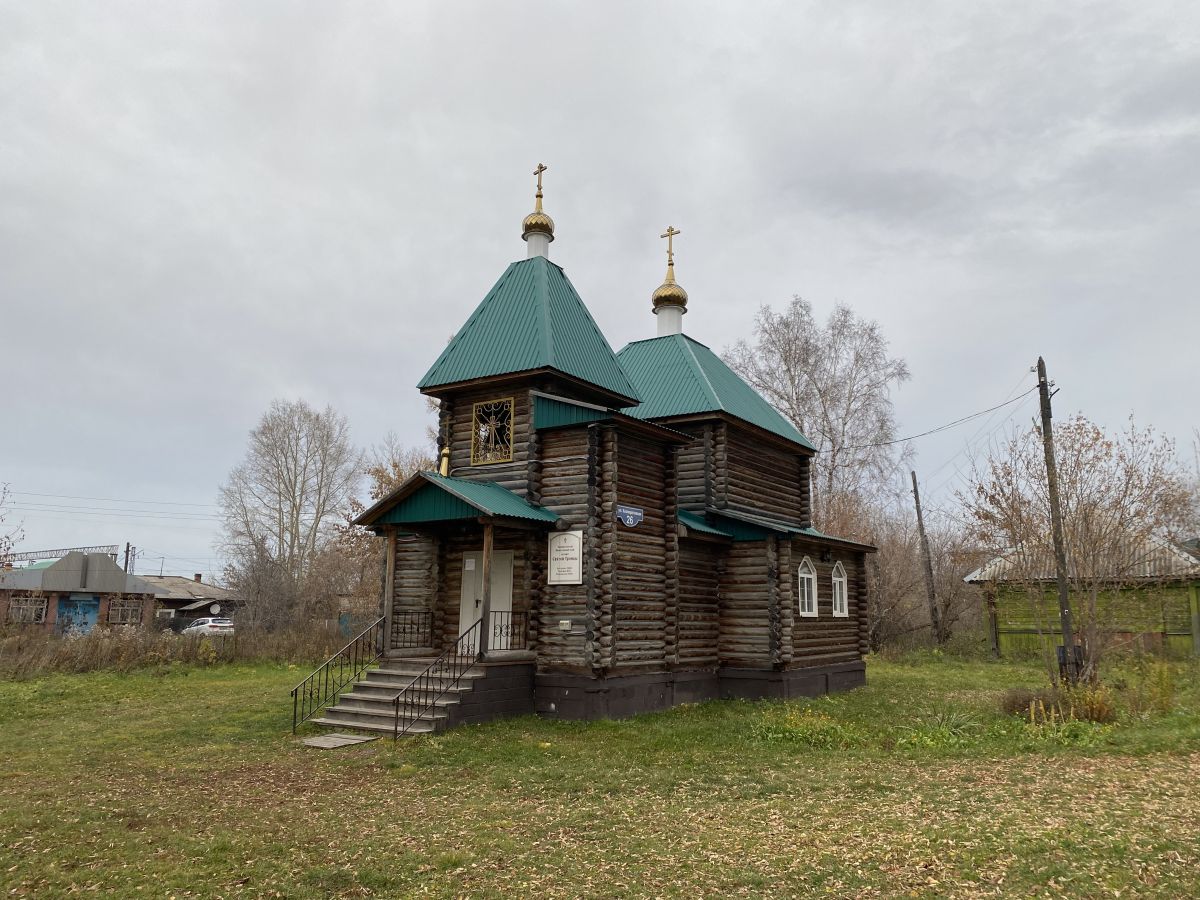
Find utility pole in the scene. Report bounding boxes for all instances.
[910,471,942,644]
[123,542,131,573]
[1037,356,1077,684]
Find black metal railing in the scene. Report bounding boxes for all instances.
[392,618,482,740]
[488,610,528,651]
[291,615,385,732]
[392,609,434,649]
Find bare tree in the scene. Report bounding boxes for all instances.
[725,298,911,539]
[960,415,1193,679]
[0,483,21,564]
[219,400,362,624]
[335,432,438,618]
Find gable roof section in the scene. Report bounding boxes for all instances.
[355,471,560,529]
[418,257,639,404]
[965,536,1200,584]
[616,334,814,450]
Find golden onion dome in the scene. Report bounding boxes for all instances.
[651,269,688,310]
[521,208,556,241]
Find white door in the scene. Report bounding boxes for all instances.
[458,551,514,650]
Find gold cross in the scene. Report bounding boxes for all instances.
[533,163,547,195]
[660,225,681,265]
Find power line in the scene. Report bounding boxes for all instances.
[10,490,219,509]
[8,501,220,521]
[818,384,1039,454]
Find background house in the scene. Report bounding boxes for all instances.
[966,537,1200,658]
[0,552,160,633]
[138,574,237,627]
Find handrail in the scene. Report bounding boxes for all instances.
[291,615,385,732]
[392,618,483,740]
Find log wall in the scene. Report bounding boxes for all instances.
[391,534,438,649]
[443,387,532,496]
[673,422,711,512]
[678,540,721,669]
[787,541,865,668]
[535,426,592,672]
[719,541,774,667]
[723,425,807,526]
[612,431,668,671]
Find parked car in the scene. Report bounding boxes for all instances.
[181,617,235,637]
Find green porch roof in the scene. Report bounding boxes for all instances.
[678,509,733,538]
[418,257,639,404]
[616,334,814,450]
[356,472,560,528]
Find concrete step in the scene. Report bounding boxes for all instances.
[312,714,437,735]
[347,682,473,702]
[322,702,449,727]
[364,667,484,688]
[337,693,461,713]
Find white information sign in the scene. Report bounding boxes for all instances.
[547,530,584,585]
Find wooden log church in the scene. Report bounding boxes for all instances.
[297,166,874,736]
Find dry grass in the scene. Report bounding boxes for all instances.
[1,656,1198,897]
[0,624,347,678]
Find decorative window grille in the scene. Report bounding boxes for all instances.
[831,561,848,617]
[471,398,514,465]
[797,557,818,617]
[8,597,48,624]
[108,598,144,625]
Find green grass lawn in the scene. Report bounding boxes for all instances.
[2,655,1199,898]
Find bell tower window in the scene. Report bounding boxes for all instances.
[471,398,514,465]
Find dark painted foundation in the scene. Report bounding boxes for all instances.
[534,660,866,721]
[447,662,535,727]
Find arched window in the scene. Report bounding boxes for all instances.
[831,561,848,617]
[797,557,818,617]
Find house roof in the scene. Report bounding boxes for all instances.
[0,552,161,594]
[965,536,1200,583]
[417,257,639,405]
[355,471,561,529]
[616,334,814,450]
[138,576,235,604]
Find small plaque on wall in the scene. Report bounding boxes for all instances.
[547,530,584,585]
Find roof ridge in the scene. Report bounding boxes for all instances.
[678,334,721,407]
[536,258,554,368]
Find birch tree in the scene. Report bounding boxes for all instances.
[724,297,910,538]
[220,399,361,586]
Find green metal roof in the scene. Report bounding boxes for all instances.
[533,394,610,430]
[363,472,560,527]
[678,509,733,538]
[616,334,814,449]
[418,257,639,403]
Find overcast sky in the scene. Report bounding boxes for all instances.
[2,1,1198,577]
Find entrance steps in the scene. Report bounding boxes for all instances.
[312,656,533,737]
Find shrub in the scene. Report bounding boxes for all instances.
[999,687,1056,718]
[1063,683,1118,724]
[895,709,981,751]
[750,706,861,749]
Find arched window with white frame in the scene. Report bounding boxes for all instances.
[797,557,818,617]
[831,561,849,617]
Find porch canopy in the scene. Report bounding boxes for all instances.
[354,471,561,532]
[356,472,560,657]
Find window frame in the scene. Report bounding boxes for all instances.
[108,597,144,625]
[8,596,48,625]
[831,561,849,618]
[470,397,515,466]
[797,556,818,618]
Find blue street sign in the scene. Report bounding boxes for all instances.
[615,504,644,527]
